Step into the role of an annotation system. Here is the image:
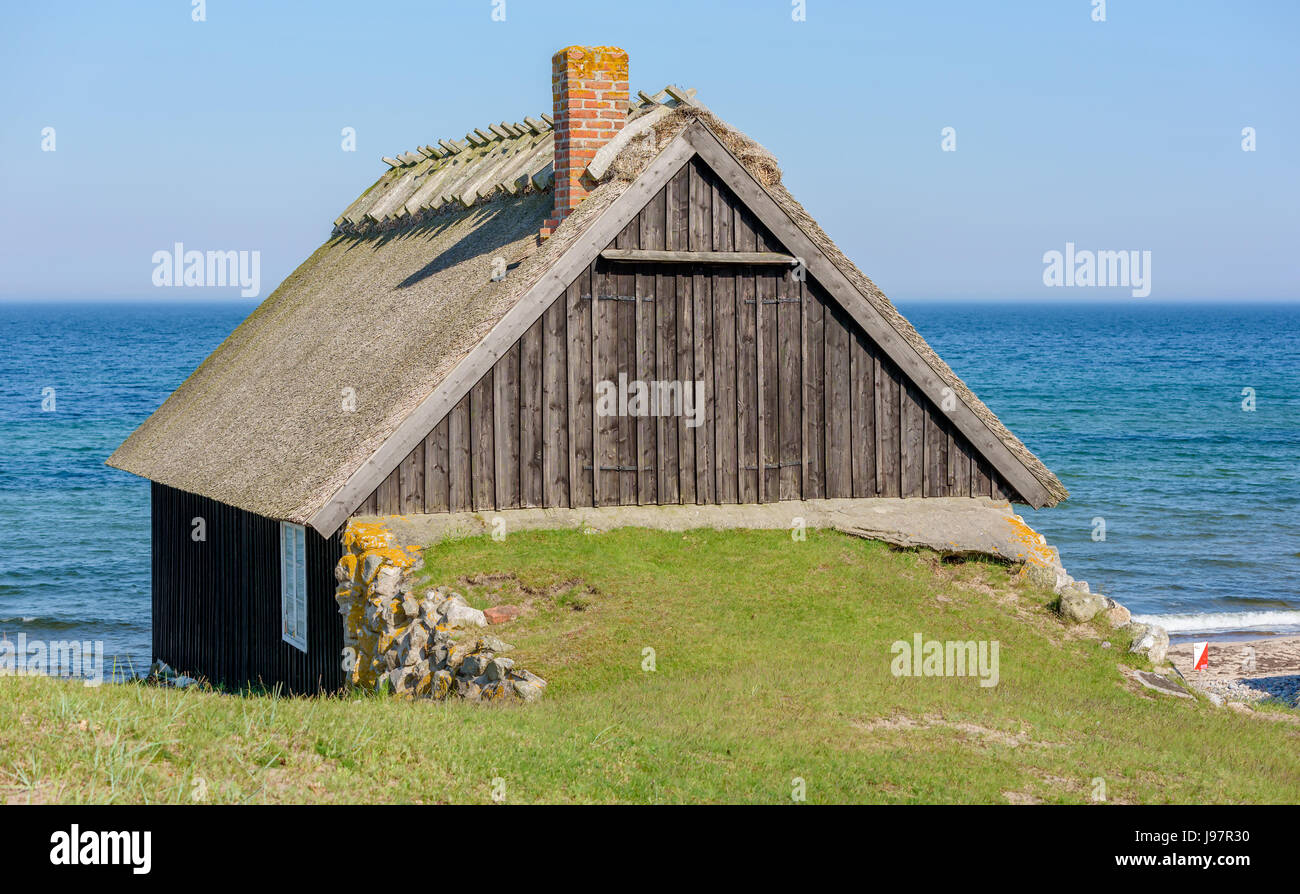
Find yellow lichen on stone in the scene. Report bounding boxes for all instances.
[344,521,395,552]
[366,545,415,571]
[377,626,407,655]
[1004,513,1057,568]
[337,553,358,579]
[345,602,366,638]
[353,650,378,688]
[355,631,376,661]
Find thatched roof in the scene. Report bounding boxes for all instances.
[109,88,1065,529]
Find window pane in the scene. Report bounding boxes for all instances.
[279,522,307,651]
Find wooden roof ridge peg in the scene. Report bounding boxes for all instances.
[540,112,554,126]
[523,116,545,134]
[530,161,554,191]
[663,85,694,106]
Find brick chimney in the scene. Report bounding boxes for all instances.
[542,45,628,238]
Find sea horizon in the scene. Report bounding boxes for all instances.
[1,298,1297,667]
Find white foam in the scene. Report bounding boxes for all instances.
[1131,610,1300,635]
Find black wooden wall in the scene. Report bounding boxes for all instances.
[151,482,344,694]
[357,154,1020,517]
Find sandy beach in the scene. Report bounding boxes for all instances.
[1167,636,1300,706]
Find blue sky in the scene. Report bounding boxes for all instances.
[1,0,1296,301]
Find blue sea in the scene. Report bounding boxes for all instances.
[0,301,1297,669]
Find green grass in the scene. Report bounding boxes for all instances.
[3,527,1298,804]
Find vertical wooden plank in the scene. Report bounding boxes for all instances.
[901,381,924,498]
[991,472,1010,501]
[424,416,450,513]
[923,409,936,497]
[777,263,802,501]
[690,161,714,503]
[593,259,620,505]
[656,261,679,503]
[616,219,638,505]
[875,358,901,497]
[756,225,780,501]
[377,469,400,514]
[676,267,696,503]
[399,440,425,514]
[734,208,758,503]
[802,281,825,499]
[470,373,495,510]
[519,317,544,507]
[638,187,665,504]
[448,395,472,511]
[693,274,714,504]
[543,296,570,508]
[670,165,696,503]
[823,302,852,498]
[494,342,522,509]
[635,264,659,503]
[922,409,948,497]
[641,183,668,253]
[712,269,738,503]
[850,330,876,497]
[667,161,690,256]
[567,269,593,507]
[712,176,735,252]
[946,425,956,491]
[951,429,972,497]
[973,456,992,498]
[357,489,378,516]
[710,178,738,504]
[947,428,962,497]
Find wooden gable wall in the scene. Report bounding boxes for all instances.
[354,155,1018,517]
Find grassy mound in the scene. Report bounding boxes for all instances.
[2,528,1297,803]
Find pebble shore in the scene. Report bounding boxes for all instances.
[1167,637,1300,708]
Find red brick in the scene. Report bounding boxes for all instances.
[547,44,628,235]
[484,605,522,625]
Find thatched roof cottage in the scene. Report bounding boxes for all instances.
[109,46,1066,693]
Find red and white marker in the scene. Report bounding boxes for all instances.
[1192,641,1209,670]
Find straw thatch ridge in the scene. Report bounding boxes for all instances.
[332,87,695,236]
[109,94,1064,529]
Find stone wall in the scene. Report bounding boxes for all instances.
[1009,513,1168,664]
[334,521,547,702]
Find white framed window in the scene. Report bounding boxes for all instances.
[280,522,308,652]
